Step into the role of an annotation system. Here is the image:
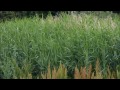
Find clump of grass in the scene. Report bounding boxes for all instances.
[74,60,101,79]
[74,60,117,79]
[41,62,67,79]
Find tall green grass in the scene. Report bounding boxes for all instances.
[0,12,120,78]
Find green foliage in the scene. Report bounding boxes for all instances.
[0,11,120,78]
